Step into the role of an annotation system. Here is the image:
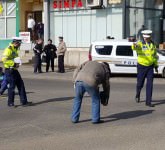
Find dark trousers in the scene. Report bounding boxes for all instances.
[58,55,65,73]
[136,64,154,105]
[34,55,42,73]
[46,57,55,72]
[5,69,27,105]
[28,28,33,40]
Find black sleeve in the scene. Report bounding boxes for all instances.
[53,45,57,52]
[43,45,47,53]
[33,45,38,54]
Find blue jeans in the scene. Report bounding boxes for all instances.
[0,74,8,95]
[71,81,100,123]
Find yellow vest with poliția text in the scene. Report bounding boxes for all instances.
[131,41,158,67]
[2,43,19,69]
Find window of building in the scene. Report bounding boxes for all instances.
[49,0,123,47]
[126,0,163,9]
[0,0,16,39]
[116,46,133,56]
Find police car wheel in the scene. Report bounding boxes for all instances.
[162,68,165,78]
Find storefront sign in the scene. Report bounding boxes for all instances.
[53,0,83,9]
[108,0,122,4]
[19,32,31,44]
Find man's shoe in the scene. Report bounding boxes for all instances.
[146,103,155,107]
[22,101,33,107]
[92,120,104,124]
[71,120,79,124]
[135,96,140,103]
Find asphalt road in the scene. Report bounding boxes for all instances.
[0,74,165,150]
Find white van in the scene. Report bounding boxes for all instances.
[88,39,165,77]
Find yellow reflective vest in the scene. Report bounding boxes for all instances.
[2,43,19,69]
[132,41,158,67]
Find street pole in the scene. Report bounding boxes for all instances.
[163,0,165,42]
[43,0,49,44]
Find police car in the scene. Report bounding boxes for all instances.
[88,39,165,77]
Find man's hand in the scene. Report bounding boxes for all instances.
[14,63,19,68]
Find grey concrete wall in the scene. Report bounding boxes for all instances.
[0,48,89,67]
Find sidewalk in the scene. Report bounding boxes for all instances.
[19,64,74,81]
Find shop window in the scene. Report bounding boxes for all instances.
[0,0,16,39]
[126,0,163,9]
[0,18,5,38]
[7,0,16,16]
[7,18,16,38]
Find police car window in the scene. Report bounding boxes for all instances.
[95,45,112,55]
[157,50,165,56]
[116,46,133,56]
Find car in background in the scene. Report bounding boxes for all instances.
[88,39,165,77]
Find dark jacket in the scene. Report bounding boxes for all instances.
[43,44,57,59]
[33,44,43,56]
[36,23,44,34]
[73,61,110,98]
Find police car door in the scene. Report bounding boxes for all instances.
[113,45,137,73]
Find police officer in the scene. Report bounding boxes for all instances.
[2,37,32,107]
[132,30,158,107]
[33,38,43,73]
[43,39,57,72]
[57,36,67,73]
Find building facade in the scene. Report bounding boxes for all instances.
[0,0,165,50]
[0,0,19,49]
[47,0,164,47]
[0,0,43,49]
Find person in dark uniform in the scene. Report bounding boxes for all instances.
[36,22,44,39]
[132,30,158,107]
[43,39,57,72]
[57,36,67,73]
[33,38,43,73]
[2,37,32,107]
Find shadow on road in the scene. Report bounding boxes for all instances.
[102,110,154,123]
[15,91,35,95]
[78,110,154,124]
[32,96,75,106]
[152,99,165,106]
[138,100,165,106]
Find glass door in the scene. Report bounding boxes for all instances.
[125,7,163,44]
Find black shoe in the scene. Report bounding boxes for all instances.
[92,120,104,124]
[8,103,15,107]
[135,96,140,103]
[22,101,33,107]
[146,103,155,107]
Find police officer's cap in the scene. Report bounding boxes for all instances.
[141,30,152,38]
[12,37,22,43]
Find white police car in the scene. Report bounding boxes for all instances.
[88,39,165,77]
